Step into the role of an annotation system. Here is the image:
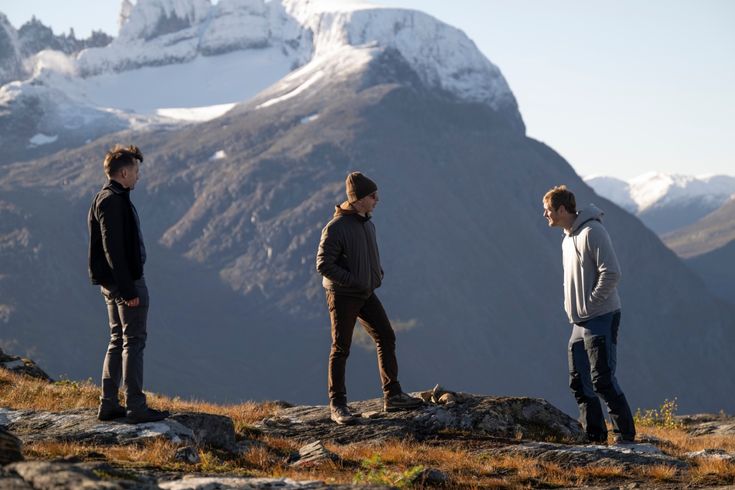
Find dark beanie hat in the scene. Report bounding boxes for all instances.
[345,172,377,203]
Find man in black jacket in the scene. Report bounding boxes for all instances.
[88,145,169,424]
[316,172,423,425]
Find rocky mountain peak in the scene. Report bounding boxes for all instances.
[0,14,24,85]
[281,0,521,124]
[74,0,522,128]
[118,0,211,41]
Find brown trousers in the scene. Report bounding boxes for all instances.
[326,291,401,405]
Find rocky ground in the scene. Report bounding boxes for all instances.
[2,357,735,489]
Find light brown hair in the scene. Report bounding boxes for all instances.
[543,185,577,214]
[103,145,143,177]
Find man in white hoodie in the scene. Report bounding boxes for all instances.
[543,185,636,444]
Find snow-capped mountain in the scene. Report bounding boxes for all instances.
[585,173,735,234]
[3,0,735,414]
[0,0,522,166]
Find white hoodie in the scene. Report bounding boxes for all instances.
[562,204,622,324]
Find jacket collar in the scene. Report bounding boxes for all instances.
[104,179,130,196]
[334,201,371,222]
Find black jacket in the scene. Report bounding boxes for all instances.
[316,202,383,298]
[88,180,144,300]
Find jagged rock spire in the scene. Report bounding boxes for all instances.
[118,0,134,32]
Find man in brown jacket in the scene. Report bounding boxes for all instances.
[316,172,423,424]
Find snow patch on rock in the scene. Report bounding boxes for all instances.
[28,133,58,147]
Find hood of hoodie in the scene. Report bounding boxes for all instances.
[334,201,371,221]
[568,204,604,236]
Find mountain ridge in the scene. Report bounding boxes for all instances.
[1,0,734,416]
[585,173,735,235]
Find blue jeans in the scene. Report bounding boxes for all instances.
[568,310,635,441]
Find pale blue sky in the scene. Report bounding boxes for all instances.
[1,0,733,179]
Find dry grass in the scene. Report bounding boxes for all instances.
[688,457,735,486]
[640,464,679,481]
[0,369,278,433]
[4,369,735,488]
[638,425,735,455]
[0,369,99,411]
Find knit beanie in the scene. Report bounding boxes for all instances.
[345,172,378,203]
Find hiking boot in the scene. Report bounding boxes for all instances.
[126,407,170,424]
[330,404,356,425]
[384,392,424,412]
[97,404,126,421]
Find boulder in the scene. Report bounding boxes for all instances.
[168,412,236,451]
[0,349,52,382]
[0,428,23,465]
[257,391,584,444]
[0,407,240,453]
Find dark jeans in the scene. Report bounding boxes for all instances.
[100,278,149,412]
[568,310,636,442]
[326,291,402,405]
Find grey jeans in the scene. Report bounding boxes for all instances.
[100,278,149,411]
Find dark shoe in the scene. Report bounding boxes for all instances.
[126,407,170,424]
[330,404,356,425]
[584,433,608,445]
[612,435,636,445]
[384,392,424,412]
[97,405,126,421]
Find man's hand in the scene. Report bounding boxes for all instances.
[125,297,140,307]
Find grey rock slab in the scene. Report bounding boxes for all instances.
[0,407,195,446]
[677,413,735,437]
[685,448,735,461]
[488,441,687,469]
[257,394,583,444]
[6,461,140,490]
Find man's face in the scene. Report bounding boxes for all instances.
[354,191,379,214]
[543,201,565,228]
[119,161,140,190]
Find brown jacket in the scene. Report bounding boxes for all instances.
[316,202,383,298]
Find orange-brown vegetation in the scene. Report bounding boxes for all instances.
[2,368,734,488]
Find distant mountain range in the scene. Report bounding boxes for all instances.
[1,0,734,414]
[586,173,735,306]
[585,173,735,235]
